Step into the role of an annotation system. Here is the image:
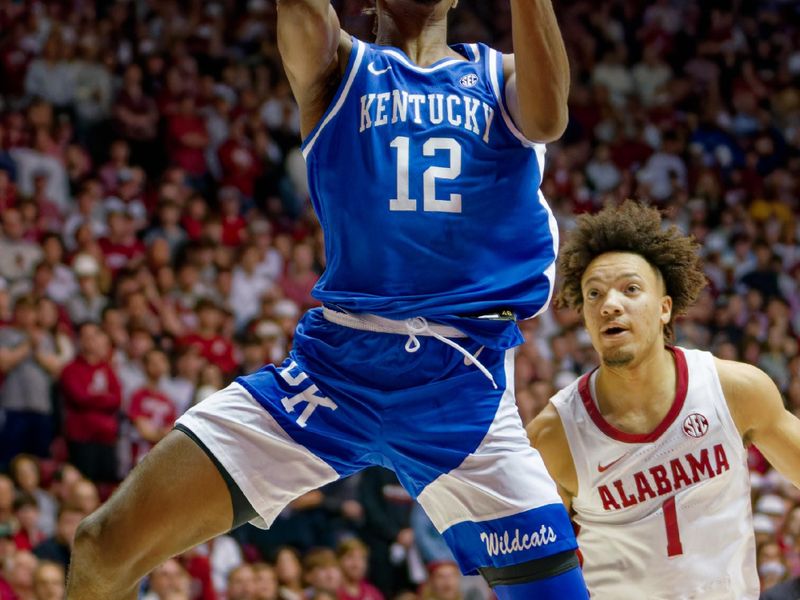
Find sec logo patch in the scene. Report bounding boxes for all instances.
[460,73,479,88]
[682,413,709,438]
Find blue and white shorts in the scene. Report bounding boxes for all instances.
[176,307,576,575]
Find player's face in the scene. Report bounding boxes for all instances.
[580,252,672,368]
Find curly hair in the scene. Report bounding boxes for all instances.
[556,200,707,341]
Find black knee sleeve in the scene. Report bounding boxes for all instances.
[479,550,580,587]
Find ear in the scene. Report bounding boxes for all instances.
[451,0,459,8]
[660,295,673,327]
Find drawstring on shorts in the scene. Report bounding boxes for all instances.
[403,317,497,389]
[322,307,498,389]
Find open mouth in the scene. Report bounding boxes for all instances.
[601,325,629,337]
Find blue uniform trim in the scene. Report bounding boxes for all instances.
[301,38,366,158]
[441,503,578,575]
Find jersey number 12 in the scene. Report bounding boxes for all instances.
[390,136,462,213]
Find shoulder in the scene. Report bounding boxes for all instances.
[713,357,781,439]
[713,357,776,400]
[526,402,566,447]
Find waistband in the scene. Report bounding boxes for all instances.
[321,307,497,389]
[322,307,467,338]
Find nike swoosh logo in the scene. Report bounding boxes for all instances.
[464,346,485,366]
[368,62,392,76]
[598,454,628,473]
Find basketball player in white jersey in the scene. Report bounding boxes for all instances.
[527,201,800,599]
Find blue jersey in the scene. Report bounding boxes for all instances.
[302,38,558,327]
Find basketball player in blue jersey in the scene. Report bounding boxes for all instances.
[66,2,589,599]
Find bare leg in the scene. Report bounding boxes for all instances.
[66,430,234,599]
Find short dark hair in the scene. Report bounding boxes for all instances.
[557,200,707,341]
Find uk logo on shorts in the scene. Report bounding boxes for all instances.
[682,413,709,438]
[278,361,338,428]
[459,73,479,88]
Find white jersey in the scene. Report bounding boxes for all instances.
[551,347,758,600]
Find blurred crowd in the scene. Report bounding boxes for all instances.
[0,0,798,598]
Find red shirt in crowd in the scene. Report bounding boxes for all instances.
[59,356,122,445]
[279,271,319,311]
[13,528,45,552]
[178,333,237,376]
[98,236,146,274]
[221,214,247,247]
[0,577,16,600]
[217,139,261,199]
[338,582,385,600]
[167,114,208,176]
[127,387,177,465]
[181,215,204,241]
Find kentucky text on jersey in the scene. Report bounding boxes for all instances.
[598,443,731,511]
[359,91,496,143]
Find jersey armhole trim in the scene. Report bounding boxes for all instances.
[487,48,540,150]
[301,38,366,159]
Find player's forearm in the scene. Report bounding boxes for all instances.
[510,0,570,140]
[755,414,800,488]
[276,0,340,83]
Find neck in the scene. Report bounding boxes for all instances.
[375,7,455,66]
[595,345,676,416]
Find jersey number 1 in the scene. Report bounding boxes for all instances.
[390,136,462,213]
[663,497,684,557]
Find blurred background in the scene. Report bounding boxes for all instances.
[0,0,798,598]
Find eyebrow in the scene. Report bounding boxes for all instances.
[582,272,644,287]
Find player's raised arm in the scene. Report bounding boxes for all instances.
[276,0,351,137]
[504,0,570,143]
[717,358,800,488]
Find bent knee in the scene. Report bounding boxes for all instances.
[73,507,143,570]
[73,510,121,564]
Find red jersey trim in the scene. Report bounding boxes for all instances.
[578,346,688,444]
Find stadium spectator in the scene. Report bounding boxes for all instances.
[32,505,83,571]
[32,560,65,600]
[336,538,383,600]
[127,349,177,467]
[420,561,463,600]
[303,548,342,599]
[275,546,305,600]
[12,492,45,551]
[177,298,237,376]
[2,549,37,600]
[63,479,99,518]
[0,295,58,466]
[58,322,121,483]
[252,563,279,600]
[0,208,42,284]
[8,455,57,538]
[142,558,192,600]
[227,564,257,600]
[65,254,106,324]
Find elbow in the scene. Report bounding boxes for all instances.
[522,106,569,144]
